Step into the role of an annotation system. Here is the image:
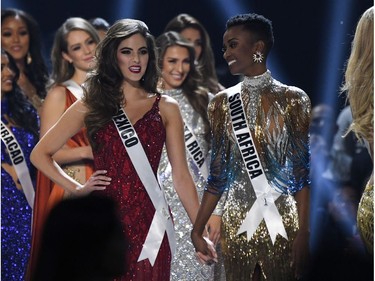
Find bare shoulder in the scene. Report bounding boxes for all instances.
[159,94,180,114]
[159,94,179,106]
[40,85,68,119]
[158,94,182,126]
[46,84,67,98]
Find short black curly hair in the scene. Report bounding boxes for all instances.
[226,13,274,56]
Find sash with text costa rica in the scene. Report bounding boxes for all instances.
[227,83,288,244]
[183,123,209,180]
[112,107,176,266]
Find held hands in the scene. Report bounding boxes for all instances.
[191,230,218,265]
[75,170,111,196]
[206,214,221,245]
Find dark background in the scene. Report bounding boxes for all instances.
[2,0,373,116]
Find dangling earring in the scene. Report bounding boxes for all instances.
[26,52,32,64]
[157,78,165,92]
[252,51,264,63]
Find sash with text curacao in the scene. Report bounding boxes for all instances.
[1,121,35,208]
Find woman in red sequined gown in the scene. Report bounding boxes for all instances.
[30,19,216,280]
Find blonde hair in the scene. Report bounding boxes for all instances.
[342,6,374,142]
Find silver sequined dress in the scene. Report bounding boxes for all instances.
[206,71,311,281]
[158,89,226,281]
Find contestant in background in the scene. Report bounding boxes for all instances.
[164,13,225,94]
[1,49,39,280]
[1,8,48,113]
[156,31,226,281]
[342,6,374,256]
[27,17,100,280]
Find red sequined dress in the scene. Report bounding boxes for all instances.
[93,95,171,280]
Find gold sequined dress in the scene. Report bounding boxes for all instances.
[206,70,311,281]
[357,181,374,255]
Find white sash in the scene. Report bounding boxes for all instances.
[1,121,35,208]
[183,123,209,179]
[112,107,176,266]
[227,83,288,244]
[62,79,83,100]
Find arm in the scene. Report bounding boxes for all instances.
[191,190,221,261]
[39,85,93,164]
[31,100,110,195]
[193,93,230,260]
[161,95,217,263]
[206,188,228,244]
[161,96,200,224]
[289,90,311,279]
[292,186,310,279]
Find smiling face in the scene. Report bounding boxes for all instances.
[161,45,191,90]
[62,30,97,72]
[116,33,149,84]
[222,25,259,77]
[1,16,30,62]
[1,53,16,95]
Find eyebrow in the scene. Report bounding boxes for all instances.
[119,46,147,51]
[119,46,131,49]
[68,43,82,50]
[2,25,28,30]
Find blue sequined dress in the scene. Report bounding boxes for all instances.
[1,99,39,280]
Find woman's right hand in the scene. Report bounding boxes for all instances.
[76,170,111,196]
[191,229,218,265]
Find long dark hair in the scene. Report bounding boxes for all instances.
[156,31,211,144]
[1,49,39,138]
[164,13,221,94]
[83,19,159,150]
[1,8,48,99]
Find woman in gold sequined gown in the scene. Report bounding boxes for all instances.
[341,6,374,256]
[192,13,311,281]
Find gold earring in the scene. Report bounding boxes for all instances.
[27,52,32,64]
[157,78,165,91]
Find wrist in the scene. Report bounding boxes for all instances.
[297,229,310,236]
[73,184,84,196]
[191,227,203,236]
